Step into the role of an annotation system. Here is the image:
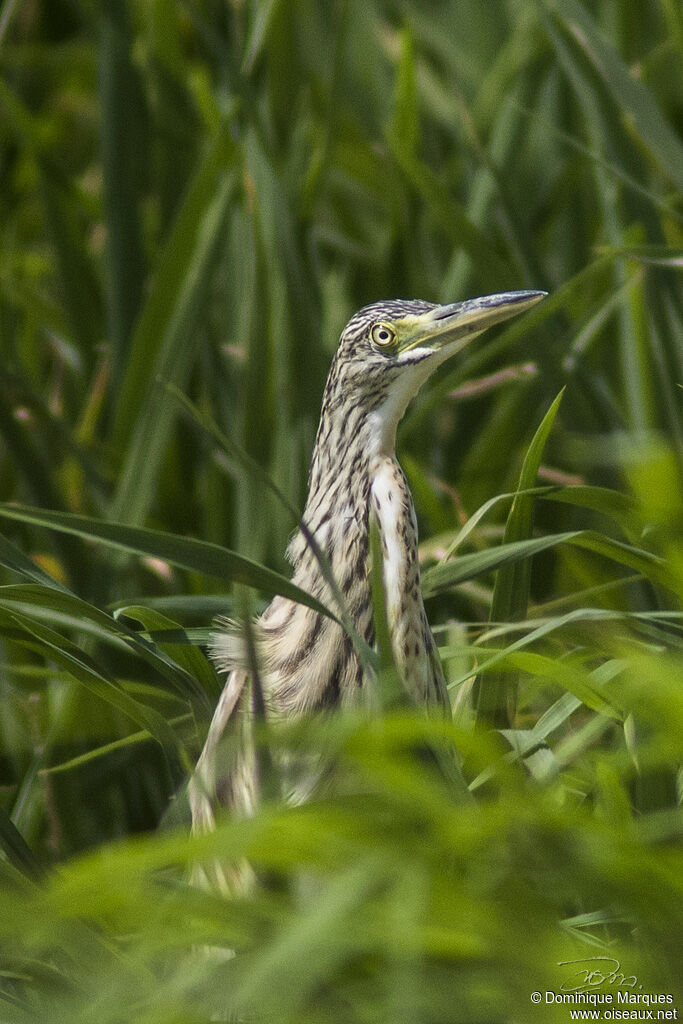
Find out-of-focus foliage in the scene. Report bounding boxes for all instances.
[0,0,681,1020]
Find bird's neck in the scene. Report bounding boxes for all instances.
[287,405,436,691]
[262,390,442,713]
[292,400,405,571]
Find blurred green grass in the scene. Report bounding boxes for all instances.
[0,0,682,1020]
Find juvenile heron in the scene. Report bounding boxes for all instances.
[190,291,545,867]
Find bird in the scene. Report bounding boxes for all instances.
[189,290,545,889]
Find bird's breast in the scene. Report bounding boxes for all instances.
[370,461,413,624]
[369,458,438,695]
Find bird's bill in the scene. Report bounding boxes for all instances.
[399,290,547,360]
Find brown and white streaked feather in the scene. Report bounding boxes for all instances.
[190,300,453,875]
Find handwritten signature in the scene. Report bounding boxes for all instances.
[558,958,641,993]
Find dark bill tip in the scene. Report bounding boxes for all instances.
[433,290,547,321]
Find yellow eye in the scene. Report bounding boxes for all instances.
[371,323,396,348]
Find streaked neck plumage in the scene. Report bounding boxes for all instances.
[264,348,445,715]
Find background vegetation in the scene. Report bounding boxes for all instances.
[0,0,682,1020]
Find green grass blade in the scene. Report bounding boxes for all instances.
[109,140,238,530]
[0,808,39,878]
[446,631,622,719]
[100,0,147,380]
[0,503,336,621]
[241,0,280,74]
[112,136,237,446]
[0,532,71,591]
[549,0,683,194]
[423,530,666,598]
[491,391,564,622]
[475,390,564,726]
[439,483,636,562]
[0,583,215,711]
[389,29,418,158]
[114,604,220,703]
[42,714,193,777]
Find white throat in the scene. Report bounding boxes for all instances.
[366,357,435,457]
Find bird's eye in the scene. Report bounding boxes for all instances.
[371,323,396,348]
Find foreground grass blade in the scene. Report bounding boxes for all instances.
[444,615,625,718]
[114,604,220,704]
[439,482,636,563]
[0,504,336,621]
[423,530,665,598]
[0,583,215,711]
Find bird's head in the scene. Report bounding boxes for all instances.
[323,290,546,455]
